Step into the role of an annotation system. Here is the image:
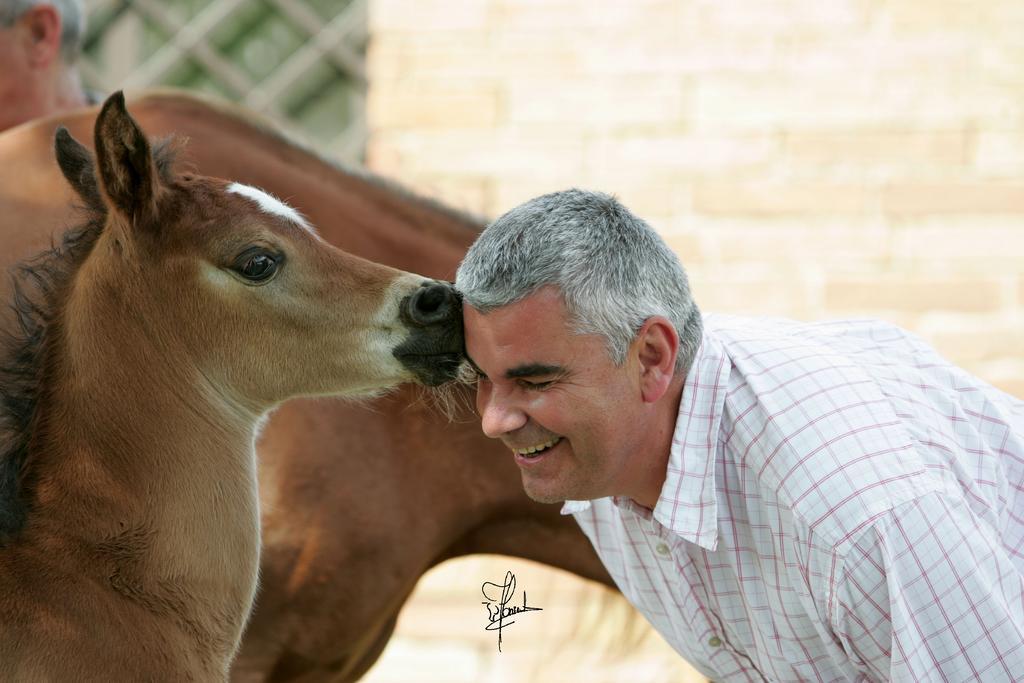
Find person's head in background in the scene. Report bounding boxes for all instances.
[0,0,87,133]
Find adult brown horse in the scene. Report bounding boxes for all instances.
[0,90,615,681]
[0,92,464,680]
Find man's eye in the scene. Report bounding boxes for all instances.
[518,379,554,391]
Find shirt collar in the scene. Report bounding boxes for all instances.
[562,330,731,551]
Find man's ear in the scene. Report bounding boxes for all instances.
[634,316,679,404]
[20,5,62,69]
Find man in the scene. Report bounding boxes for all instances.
[456,188,1024,681]
[0,0,89,133]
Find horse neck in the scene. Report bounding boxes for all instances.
[47,357,261,573]
[323,175,479,273]
[24,279,262,655]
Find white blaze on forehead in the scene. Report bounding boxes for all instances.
[226,182,318,236]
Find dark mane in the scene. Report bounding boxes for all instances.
[0,139,180,543]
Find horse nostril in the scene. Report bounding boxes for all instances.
[407,282,458,325]
[417,285,445,314]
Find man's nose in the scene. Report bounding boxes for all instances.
[479,389,528,438]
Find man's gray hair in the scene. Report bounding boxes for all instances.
[456,189,703,374]
[0,0,85,61]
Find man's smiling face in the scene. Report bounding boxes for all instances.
[464,286,647,504]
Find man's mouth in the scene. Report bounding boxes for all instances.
[512,436,562,459]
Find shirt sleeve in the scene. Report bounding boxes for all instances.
[831,490,1024,682]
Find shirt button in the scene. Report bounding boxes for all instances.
[708,636,722,648]
[655,542,670,556]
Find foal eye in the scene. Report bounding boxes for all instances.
[232,251,280,283]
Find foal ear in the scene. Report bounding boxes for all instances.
[93,91,160,223]
[54,127,103,212]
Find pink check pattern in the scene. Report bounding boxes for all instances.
[563,315,1024,681]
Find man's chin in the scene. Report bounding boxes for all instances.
[521,476,572,505]
[523,488,566,505]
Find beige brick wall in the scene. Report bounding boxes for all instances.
[363,1,1024,680]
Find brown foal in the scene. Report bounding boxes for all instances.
[0,92,462,681]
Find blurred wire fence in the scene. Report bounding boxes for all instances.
[80,0,367,163]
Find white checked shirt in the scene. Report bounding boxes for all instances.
[563,315,1024,682]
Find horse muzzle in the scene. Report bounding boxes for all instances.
[393,281,464,386]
